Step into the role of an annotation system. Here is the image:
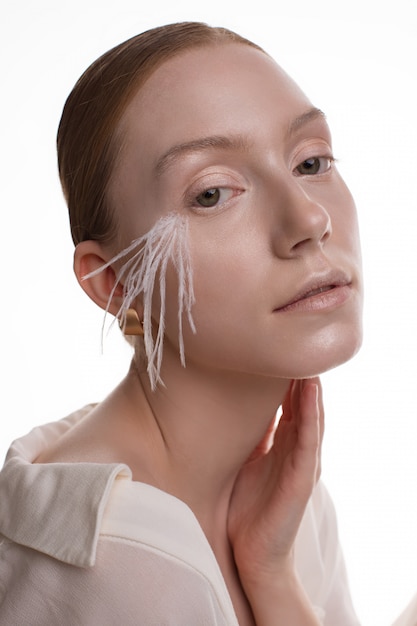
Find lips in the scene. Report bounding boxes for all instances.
[302,285,334,299]
[275,270,351,312]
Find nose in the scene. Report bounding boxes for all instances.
[271,179,332,258]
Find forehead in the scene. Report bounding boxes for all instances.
[119,43,313,155]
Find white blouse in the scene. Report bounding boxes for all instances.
[0,406,361,625]
[393,595,417,626]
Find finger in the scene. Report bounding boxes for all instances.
[293,381,320,482]
[309,376,325,442]
[314,377,325,481]
[300,382,319,445]
[246,414,278,461]
[303,377,324,482]
[280,380,294,421]
[285,378,300,423]
[273,381,320,519]
[273,379,300,457]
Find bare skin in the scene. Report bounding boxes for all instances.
[37,42,362,624]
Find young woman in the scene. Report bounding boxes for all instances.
[0,22,363,625]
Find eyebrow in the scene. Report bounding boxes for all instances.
[154,107,327,177]
[154,134,251,177]
[288,107,327,135]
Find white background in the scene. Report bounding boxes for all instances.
[1,1,416,624]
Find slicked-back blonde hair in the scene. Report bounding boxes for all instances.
[57,21,262,246]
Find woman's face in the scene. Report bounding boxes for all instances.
[110,43,363,380]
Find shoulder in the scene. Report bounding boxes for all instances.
[33,403,116,465]
[33,376,157,473]
[34,406,100,463]
[0,480,237,626]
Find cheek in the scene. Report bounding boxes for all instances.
[159,223,263,365]
[340,205,361,250]
[188,217,271,313]
[330,178,362,252]
[182,246,253,333]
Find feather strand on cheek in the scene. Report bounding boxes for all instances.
[82,212,196,390]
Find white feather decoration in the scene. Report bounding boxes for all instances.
[83,213,196,389]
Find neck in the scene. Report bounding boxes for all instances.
[128,353,289,529]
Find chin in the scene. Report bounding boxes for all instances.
[278,323,363,380]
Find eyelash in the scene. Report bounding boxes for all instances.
[293,155,336,177]
[185,177,243,212]
[186,154,335,211]
[191,187,237,210]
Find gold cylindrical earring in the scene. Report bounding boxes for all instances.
[119,308,144,336]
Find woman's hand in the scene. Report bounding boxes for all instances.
[227,378,324,625]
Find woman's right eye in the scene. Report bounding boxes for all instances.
[195,187,234,208]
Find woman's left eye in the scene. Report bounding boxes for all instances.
[195,187,234,208]
[295,156,334,176]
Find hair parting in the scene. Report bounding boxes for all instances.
[83,212,196,389]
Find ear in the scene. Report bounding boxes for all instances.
[73,240,125,317]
